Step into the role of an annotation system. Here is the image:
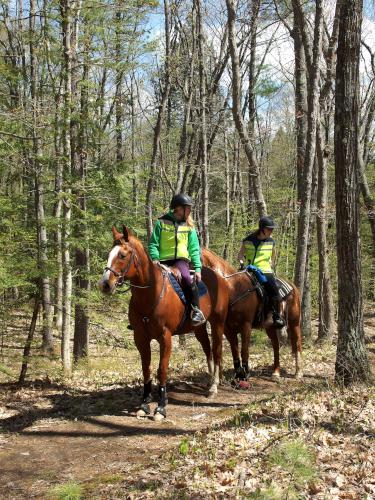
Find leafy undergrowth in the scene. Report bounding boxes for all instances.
[1,307,375,499]
[88,382,374,499]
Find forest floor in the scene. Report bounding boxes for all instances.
[0,304,374,499]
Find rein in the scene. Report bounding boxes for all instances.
[104,244,167,321]
[222,269,259,306]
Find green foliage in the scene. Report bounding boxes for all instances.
[179,438,190,456]
[268,438,317,488]
[49,481,83,500]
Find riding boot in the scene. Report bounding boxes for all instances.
[190,282,206,326]
[271,297,285,328]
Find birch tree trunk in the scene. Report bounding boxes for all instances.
[334,0,370,385]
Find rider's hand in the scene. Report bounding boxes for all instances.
[239,260,245,270]
[153,260,160,265]
[195,272,202,282]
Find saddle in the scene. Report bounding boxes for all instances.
[160,264,208,334]
[246,271,293,328]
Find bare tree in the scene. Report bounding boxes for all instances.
[334,0,370,385]
[225,0,267,217]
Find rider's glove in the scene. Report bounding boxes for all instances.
[239,260,245,270]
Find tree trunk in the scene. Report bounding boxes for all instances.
[74,16,90,362]
[293,0,323,296]
[334,0,370,385]
[19,297,40,385]
[196,0,209,246]
[29,0,54,353]
[145,0,171,238]
[225,0,267,217]
[316,120,335,340]
[60,0,75,372]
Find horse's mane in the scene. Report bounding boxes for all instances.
[202,247,236,274]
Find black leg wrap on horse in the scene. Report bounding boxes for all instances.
[154,385,167,417]
[158,385,168,406]
[242,362,250,375]
[234,359,241,371]
[143,380,152,401]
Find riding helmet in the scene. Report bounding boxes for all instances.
[259,216,276,229]
[170,193,194,209]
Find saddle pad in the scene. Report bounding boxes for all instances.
[276,277,293,301]
[168,273,208,305]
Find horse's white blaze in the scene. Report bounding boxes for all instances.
[102,246,120,280]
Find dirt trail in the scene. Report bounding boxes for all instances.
[0,374,288,499]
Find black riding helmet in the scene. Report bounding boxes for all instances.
[259,216,276,230]
[170,193,194,209]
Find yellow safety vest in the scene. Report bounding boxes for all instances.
[243,238,274,273]
[159,218,192,261]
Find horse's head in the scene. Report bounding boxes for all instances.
[98,225,139,294]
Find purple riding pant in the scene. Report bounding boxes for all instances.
[162,259,192,287]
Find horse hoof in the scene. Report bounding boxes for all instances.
[136,409,147,419]
[295,371,303,380]
[271,372,281,382]
[153,405,166,422]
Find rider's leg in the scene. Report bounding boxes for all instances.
[264,273,285,328]
[174,260,205,326]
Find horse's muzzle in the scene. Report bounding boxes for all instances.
[98,278,115,295]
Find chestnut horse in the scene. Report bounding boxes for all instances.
[98,227,229,421]
[201,247,303,380]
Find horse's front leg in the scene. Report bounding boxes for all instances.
[134,333,152,418]
[154,328,172,421]
[208,321,224,397]
[240,322,252,378]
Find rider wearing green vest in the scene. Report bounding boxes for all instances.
[238,216,285,328]
[149,193,205,326]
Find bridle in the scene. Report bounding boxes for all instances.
[104,242,149,289]
[103,241,168,323]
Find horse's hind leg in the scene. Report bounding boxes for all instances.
[134,333,152,418]
[194,325,214,379]
[224,325,242,379]
[288,320,303,379]
[265,326,281,378]
[287,293,303,379]
[154,328,173,421]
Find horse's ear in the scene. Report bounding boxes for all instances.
[122,225,130,242]
[112,226,122,240]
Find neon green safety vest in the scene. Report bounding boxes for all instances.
[243,238,274,273]
[159,218,192,261]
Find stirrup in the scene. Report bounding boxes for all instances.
[273,314,285,329]
[191,306,206,326]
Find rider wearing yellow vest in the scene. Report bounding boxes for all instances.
[238,216,285,328]
[148,193,205,326]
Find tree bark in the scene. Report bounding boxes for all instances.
[29,0,54,353]
[73,15,90,362]
[145,0,171,238]
[334,0,370,385]
[225,0,267,217]
[293,0,323,296]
